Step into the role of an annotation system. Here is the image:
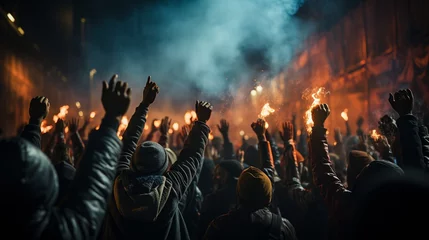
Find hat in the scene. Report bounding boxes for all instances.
[237,166,272,208]
[352,160,404,198]
[347,150,374,189]
[133,141,168,175]
[218,160,243,180]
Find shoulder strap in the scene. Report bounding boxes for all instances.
[268,213,283,240]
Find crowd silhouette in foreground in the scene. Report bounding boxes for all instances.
[2,75,429,240]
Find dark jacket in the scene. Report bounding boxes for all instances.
[310,126,404,239]
[198,181,237,239]
[204,140,297,240]
[54,160,76,204]
[102,103,209,240]
[396,114,426,171]
[204,208,297,240]
[4,116,122,239]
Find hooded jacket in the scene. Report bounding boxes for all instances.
[310,126,404,239]
[2,116,122,239]
[101,103,209,240]
[204,139,297,240]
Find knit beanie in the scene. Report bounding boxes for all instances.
[218,160,243,180]
[347,150,374,189]
[237,166,272,208]
[133,141,168,175]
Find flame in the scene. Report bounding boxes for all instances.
[370,129,381,141]
[265,122,269,129]
[53,105,69,123]
[75,102,81,109]
[341,109,348,121]
[90,111,96,119]
[172,122,179,131]
[95,125,100,130]
[259,103,275,119]
[184,110,197,125]
[304,87,327,134]
[209,133,214,140]
[144,125,149,131]
[297,129,302,136]
[168,129,174,134]
[78,111,84,117]
[154,119,161,128]
[40,120,53,134]
[117,116,129,138]
[65,126,69,134]
[239,130,245,136]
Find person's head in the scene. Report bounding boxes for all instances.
[237,166,272,210]
[211,136,223,152]
[214,160,243,188]
[0,138,58,237]
[132,141,168,175]
[347,150,374,189]
[352,160,404,199]
[243,145,259,168]
[351,173,429,240]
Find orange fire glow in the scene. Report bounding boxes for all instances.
[259,103,275,119]
[65,126,69,134]
[154,119,161,128]
[209,133,214,140]
[265,122,269,129]
[90,111,96,119]
[304,87,327,134]
[40,120,53,134]
[144,125,149,131]
[168,129,174,134]
[370,129,381,141]
[53,105,69,123]
[117,116,129,139]
[341,109,348,121]
[172,122,179,131]
[184,111,197,125]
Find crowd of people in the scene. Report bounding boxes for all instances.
[2,75,429,240]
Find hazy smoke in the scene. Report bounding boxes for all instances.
[86,0,312,106]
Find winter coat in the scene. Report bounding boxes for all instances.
[101,103,209,240]
[204,140,297,240]
[2,117,122,239]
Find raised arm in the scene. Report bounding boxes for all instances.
[159,116,172,148]
[68,118,86,168]
[265,129,281,174]
[251,119,275,183]
[310,104,350,219]
[217,119,234,159]
[117,76,158,172]
[21,96,50,148]
[165,101,212,201]
[43,74,131,239]
[389,89,426,171]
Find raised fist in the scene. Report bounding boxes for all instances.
[251,118,266,138]
[389,88,414,116]
[101,74,131,119]
[142,76,159,106]
[195,101,213,123]
[312,103,330,127]
[29,96,50,122]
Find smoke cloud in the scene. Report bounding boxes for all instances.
[86,0,313,106]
